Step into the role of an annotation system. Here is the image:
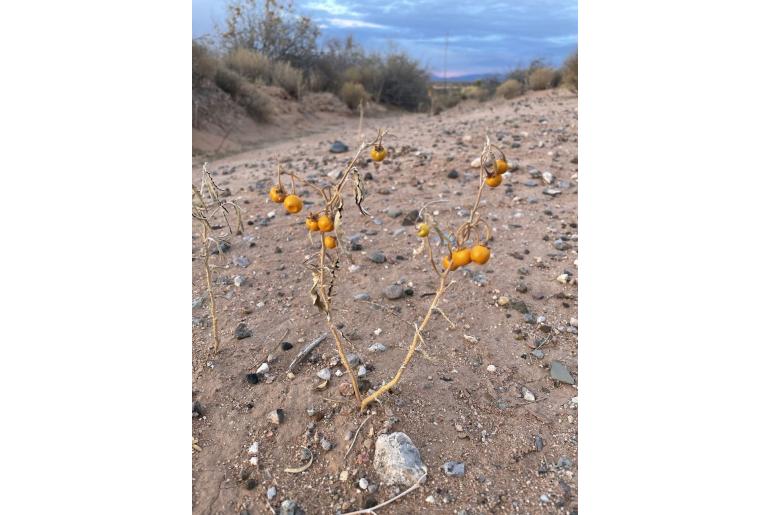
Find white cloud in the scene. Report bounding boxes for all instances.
[306,0,361,17]
[327,18,389,29]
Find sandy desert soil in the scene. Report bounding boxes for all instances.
[192,89,578,515]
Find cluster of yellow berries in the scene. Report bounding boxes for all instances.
[485,159,509,188]
[269,185,303,213]
[305,213,337,249]
[416,223,491,271]
[267,144,388,250]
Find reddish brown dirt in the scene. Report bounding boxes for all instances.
[192,89,578,514]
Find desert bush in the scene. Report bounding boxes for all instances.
[238,83,272,121]
[529,67,557,90]
[219,0,319,70]
[378,53,430,111]
[224,47,272,82]
[562,51,578,92]
[496,79,524,99]
[271,60,303,98]
[431,88,462,114]
[339,82,367,109]
[460,85,487,101]
[214,67,243,95]
[193,42,218,86]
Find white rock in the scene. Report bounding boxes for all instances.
[267,210,276,219]
[339,470,349,481]
[317,368,331,381]
[470,157,481,168]
[542,171,554,184]
[569,318,578,327]
[335,369,343,377]
[426,495,436,504]
[358,365,367,377]
[256,362,269,374]
[249,456,258,465]
[522,387,536,402]
[486,365,496,373]
[358,478,369,490]
[373,432,427,487]
[373,328,383,336]
[248,442,259,455]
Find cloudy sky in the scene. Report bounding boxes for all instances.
[192,0,577,77]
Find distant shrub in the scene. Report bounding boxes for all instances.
[193,42,218,86]
[506,68,528,86]
[431,89,462,114]
[378,53,430,111]
[224,48,272,82]
[496,79,524,99]
[460,85,486,101]
[214,67,243,95]
[529,68,557,90]
[271,61,303,98]
[238,83,272,121]
[562,51,578,93]
[339,82,367,109]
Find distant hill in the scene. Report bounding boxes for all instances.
[430,72,504,83]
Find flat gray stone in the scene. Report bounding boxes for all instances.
[550,361,575,384]
[329,141,349,153]
[383,284,404,300]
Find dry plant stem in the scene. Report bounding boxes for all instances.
[201,223,220,353]
[340,473,427,515]
[344,413,373,460]
[319,241,362,402]
[359,270,449,412]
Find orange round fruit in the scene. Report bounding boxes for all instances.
[283,194,303,214]
[470,244,490,265]
[370,146,387,162]
[305,216,319,231]
[442,255,456,271]
[495,159,509,175]
[323,235,337,249]
[417,223,429,238]
[269,185,286,203]
[485,174,503,188]
[317,214,334,232]
[452,247,472,267]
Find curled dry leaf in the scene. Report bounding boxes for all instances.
[316,380,329,390]
[310,272,329,313]
[352,168,370,216]
[284,453,314,474]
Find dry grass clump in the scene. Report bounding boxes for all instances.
[496,79,524,99]
[238,83,273,121]
[562,51,578,93]
[271,61,303,98]
[460,85,487,101]
[214,67,242,95]
[193,42,218,86]
[529,68,558,90]
[339,82,367,109]
[224,47,272,83]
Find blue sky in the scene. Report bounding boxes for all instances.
[192,0,577,76]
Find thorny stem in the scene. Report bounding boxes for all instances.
[357,140,494,412]
[319,236,361,402]
[201,223,220,353]
[359,269,450,412]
